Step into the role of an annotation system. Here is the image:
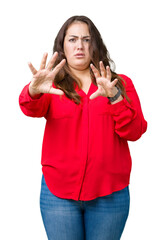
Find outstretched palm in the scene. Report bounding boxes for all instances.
[90,61,119,100]
[28,52,66,96]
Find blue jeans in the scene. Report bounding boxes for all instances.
[40,175,130,240]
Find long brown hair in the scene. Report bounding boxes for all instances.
[53,15,129,104]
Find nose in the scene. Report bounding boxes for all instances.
[77,39,84,50]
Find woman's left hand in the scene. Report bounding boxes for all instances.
[89,61,119,100]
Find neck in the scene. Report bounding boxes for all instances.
[70,67,91,84]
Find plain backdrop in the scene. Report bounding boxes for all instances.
[0,0,165,239]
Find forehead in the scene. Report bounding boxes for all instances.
[66,21,90,36]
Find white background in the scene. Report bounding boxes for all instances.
[0,0,165,239]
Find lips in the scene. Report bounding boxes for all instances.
[75,53,85,57]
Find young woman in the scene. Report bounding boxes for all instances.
[19,15,147,240]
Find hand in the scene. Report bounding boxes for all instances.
[89,61,119,100]
[28,52,66,97]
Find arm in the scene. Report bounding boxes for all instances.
[110,74,147,141]
[19,52,66,118]
[19,83,51,118]
[88,62,147,141]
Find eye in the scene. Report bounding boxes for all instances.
[83,38,90,42]
[69,38,76,42]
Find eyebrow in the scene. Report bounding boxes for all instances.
[68,35,91,38]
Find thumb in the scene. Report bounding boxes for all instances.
[111,78,119,87]
[89,90,101,100]
[49,88,64,95]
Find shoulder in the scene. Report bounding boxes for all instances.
[118,74,133,84]
[118,74,135,90]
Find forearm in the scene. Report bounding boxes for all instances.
[110,75,147,141]
[19,84,50,118]
[111,99,147,141]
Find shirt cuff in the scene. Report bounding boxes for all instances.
[26,84,44,101]
[109,98,133,116]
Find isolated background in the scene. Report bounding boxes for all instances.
[0,0,165,239]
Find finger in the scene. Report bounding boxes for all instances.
[28,62,37,75]
[52,59,66,76]
[39,52,48,70]
[89,89,101,100]
[100,61,106,78]
[49,87,64,95]
[46,52,58,70]
[106,66,112,80]
[111,78,119,87]
[90,64,101,79]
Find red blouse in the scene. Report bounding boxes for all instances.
[19,74,147,201]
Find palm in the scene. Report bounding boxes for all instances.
[28,52,66,96]
[95,81,108,97]
[90,61,118,100]
[30,69,57,94]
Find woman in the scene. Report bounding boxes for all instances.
[19,15,147,240]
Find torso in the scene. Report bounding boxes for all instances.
[80,77,92,95]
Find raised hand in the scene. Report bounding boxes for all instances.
[89,61,119,100]
[28,52,66,97]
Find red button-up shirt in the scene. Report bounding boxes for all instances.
[19,74,147,201]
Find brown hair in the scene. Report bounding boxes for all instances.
[53,15,129,104]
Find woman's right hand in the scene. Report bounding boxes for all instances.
[28,52,66,98]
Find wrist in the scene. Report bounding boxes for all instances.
[29,85,42,99]
[111,95,123,104]
[108,87,118,97]
[107,87,122,103]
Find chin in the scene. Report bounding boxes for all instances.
[71,61,90,71]
[76,65,90,71]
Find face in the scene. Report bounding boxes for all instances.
[64,21,91,71]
